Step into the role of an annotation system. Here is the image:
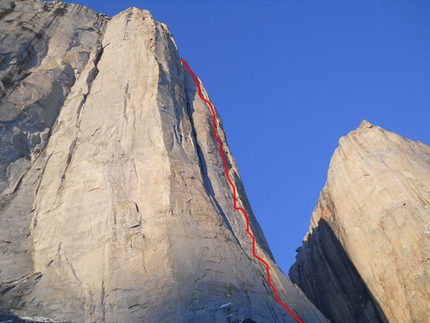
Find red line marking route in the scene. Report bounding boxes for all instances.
[181,58,303,323]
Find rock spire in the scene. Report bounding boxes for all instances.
[290,120,430,323]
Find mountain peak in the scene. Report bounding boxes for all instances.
[0,1,328,322]
[358,119,374,128]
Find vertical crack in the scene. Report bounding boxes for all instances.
[59,138,77,189]
[123,82,130,122]
[76,44,104,128]
[182,83,250,260]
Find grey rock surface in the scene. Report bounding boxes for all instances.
[0,0,106,318]
[0,1,328,322]
[0,0,106,194]
[290,120,430,323]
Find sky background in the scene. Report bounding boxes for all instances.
[76,0,430,275]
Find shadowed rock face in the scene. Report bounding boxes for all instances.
[0,1,329,322]
[290,219,388,323]
[290,120,430,323]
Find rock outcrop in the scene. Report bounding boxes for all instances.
[0,1,329,322]
[290,120,430,323]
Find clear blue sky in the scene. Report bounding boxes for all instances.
[75,0,430,274]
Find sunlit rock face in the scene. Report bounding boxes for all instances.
[0,1,329,322]
[290,120,430,323]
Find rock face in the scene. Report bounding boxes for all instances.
[290,120,430,323]
[0,1,329,322]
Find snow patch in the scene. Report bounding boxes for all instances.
[219,302,232,309]
[20,317,64,323]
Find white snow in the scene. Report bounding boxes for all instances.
[219,302,232,309]
[20,317,63,323]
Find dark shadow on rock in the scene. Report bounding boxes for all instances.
[289,219,389,323]
[181,64,275,261]
[182,70,242,249]
[0,308,25,322]
[241,319,257,323]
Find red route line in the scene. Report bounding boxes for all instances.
[181,58,303,323]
